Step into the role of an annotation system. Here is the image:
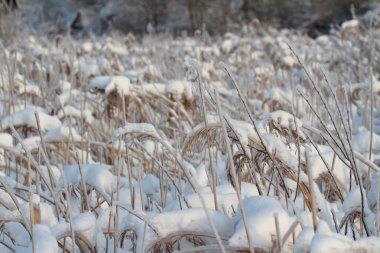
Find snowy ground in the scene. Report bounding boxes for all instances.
[0,16,380,253]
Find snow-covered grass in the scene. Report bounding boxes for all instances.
[1,16,380,253]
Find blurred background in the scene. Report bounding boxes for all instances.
[1,0,380,39]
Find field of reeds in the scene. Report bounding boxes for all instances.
[1,3,380,253]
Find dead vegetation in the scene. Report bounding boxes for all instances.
[0,11,380,253]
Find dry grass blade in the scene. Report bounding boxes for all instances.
[56,232,96,253]
[0,176,32,236]
[215,91,254,253]
[289,44,370,236]
[147,230,230,253]
[182,122,222,155]
[1,9,379,252]
[171,244,269,253]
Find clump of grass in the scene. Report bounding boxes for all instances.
[1,10,380,253]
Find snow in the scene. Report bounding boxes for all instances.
[307,144,350,193]
[19,84,41,97]
[352,130,380,153]
[150,208,235,237]
[112,123,160,141]
[40,165,61,183]
[165,182,260,215]
[263,110,303,132]
[281,55,298,68]
[343,186,366,213]
[15,136,41,152]
[88,75,112,92]
[81,41,93,53]
[55,89,80,107]
[59,164,115,202]
[4,222,30,247]
[15,225,59,253]
[166,80,193,100]
[1,10,380,253]
[105,40,127,55]
[310,233,352,253]
[293,227,315,253]
[45,125,82,142]
[118,187,146,210]
[341,19,360,30]
[140,82,167,96]
[0,133,14,147]
[228,117,266,151]
[229,196,291,249]
[78,59,100,78]
[1,109,61,132]
[52,212,96,245]
[0,133,13,165]
[351,237,380,252]
[26,199,57,226]
[104,76,131,96]
[141,174,160,195]
[57,105,95,124]
[307,221,380,252]
[263,87,293,111]
[262,133,299,172]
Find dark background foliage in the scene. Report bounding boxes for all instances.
[2,0,380,37]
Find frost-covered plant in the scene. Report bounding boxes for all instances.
[1,13,380,253]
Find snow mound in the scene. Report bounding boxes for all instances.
[166,80,193,100]
[52,212,96,245]
[112,123,160,141]
[59,164,115,202]
[310,234,380,253]
[15,225,59,253]
[88,76,112,92]
[229,196,291,249]
[105,76,131,96]
[1,109,61,132]
[45,125,82,142]
[150,208,235,237]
